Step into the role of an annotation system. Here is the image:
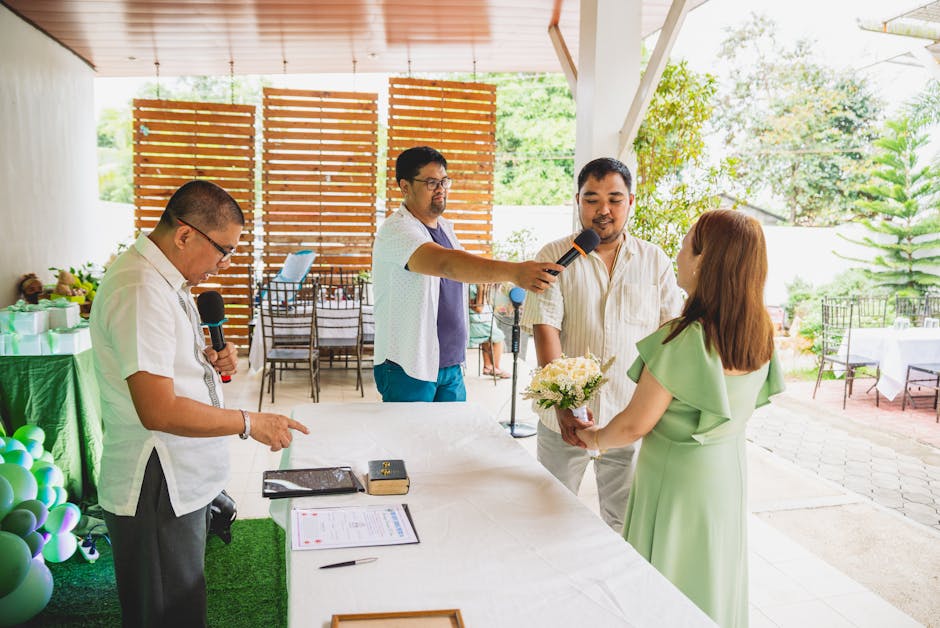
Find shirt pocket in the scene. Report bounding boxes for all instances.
[618,283,660,333]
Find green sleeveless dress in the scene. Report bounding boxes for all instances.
[623,322,784,628]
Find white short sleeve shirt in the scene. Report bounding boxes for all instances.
[90,234,229,517]
[372,205,468,382]
[521,232,684,432]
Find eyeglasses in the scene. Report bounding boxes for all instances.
[411,177,453,191]
[177,218,236,263]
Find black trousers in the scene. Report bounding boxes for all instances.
[103,451,211,628]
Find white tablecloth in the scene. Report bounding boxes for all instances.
[270,402,714,628]
[248,304,373,372]
[841,327,940,400]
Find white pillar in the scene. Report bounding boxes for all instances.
[574,0,642,177]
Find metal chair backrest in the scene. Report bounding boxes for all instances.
[821,300,855,359]
[315,280,361,347]
[925,295,940,319]
[895,295,925,326]
[854,296,887,327]
[259,274,317,351]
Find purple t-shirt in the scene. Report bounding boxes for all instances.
[424,223,467,368]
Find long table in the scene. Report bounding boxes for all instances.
[270,402,713,627]
[843,327,940,400]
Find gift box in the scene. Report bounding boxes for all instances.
[17,333,51,356]
[12,308,49,335]
[0,332,18,356]
[48,327,92,355]
[0,309,11,333]
[48,301,80,330]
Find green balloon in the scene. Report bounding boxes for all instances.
[22,439,43,460]
[3,449,33,469]
[31,463,64,488]
[1,509,37,537]
[22,530,44,558]
[39,451,53,464]
[13,425,45,446]
[44,502,81,534]
[0,476,13,522]
[52,486,68,507]
[1,439,25,455]
[16,499,48,530]
[0,531,31,598]
[41,531,77,563]
[0,557,54,626]
[35,485,57,508]
[0,463,37,504]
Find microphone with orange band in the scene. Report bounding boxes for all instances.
[546,228,602,276]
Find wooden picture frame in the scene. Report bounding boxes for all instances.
[331,609,465,627]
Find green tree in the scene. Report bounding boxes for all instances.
[716,14,882,225]
[839,116,940,293]
[97,107,133,203]
[632,61,727,259]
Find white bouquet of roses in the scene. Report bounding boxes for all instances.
[523,353,613,455]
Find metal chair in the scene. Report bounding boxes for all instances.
[925,295,940,319]
[257,275,320,410]
[315,279,364,395]
[467,284,501,384]
[854,296,888,328]
[901,363,940,422]
[813,300,880,409]
[358,279,375,388]
[895,295,925,327]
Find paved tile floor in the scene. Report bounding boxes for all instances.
[222,351,931,627]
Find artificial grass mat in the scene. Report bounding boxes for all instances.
[24,518,287,627]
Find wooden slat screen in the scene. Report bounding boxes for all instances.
[132,98,256,348]
[386,77,496,255]
[261,87,378,275]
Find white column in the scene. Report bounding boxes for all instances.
[574,0,642,177]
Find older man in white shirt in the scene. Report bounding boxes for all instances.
[91,180,308,627]
[522,158,684,531]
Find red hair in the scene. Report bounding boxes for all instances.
[665,210,774,371]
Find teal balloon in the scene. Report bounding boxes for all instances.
[0,463,37,503]
[1,439,25,455]
[0,476,13,522]
[22,530,44,558]
[22,439,43,460]
[44,502,80,534]
[35,485,57,508]
[16,500,48,530]
[41,531,77,563]
[31,462,64,488]
[52,486,68,507]
[13,425,45,446]
[0,531,31,598]
[0,557,54,626]
[1,509,37,537]
[39,451,53,464]
[3,449,33,469]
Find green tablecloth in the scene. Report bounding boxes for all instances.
[0,350,102,505]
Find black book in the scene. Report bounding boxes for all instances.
[262,466,365,499]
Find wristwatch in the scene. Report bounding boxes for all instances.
[239,409,251,440]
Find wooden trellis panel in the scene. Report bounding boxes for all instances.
[133,98,256,349]
[261,87,378,275]
[386,77,496,256]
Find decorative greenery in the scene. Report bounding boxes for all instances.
[492,228,538,262]
[785,269,880,354]
[838,116,940,294]
[715,14,882,225]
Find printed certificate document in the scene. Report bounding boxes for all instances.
[290,503,419,551]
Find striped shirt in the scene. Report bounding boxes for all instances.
[521,232,684,433]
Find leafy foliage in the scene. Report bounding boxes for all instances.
[838,116,940,293]
[492,228,538,261]
[715,14,882,225]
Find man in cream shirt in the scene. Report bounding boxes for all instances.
[522,158,683,531]
[372,146,563,402]
[91,180,308,627]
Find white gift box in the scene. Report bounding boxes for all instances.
[12,309,49,335]
[49,327,92,355]
[18,333,52,356]
[0,332,17,356]
[0,309,11,332]
[48,302,80,330]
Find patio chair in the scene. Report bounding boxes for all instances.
[813,300,880,409]
[359,278,375,385]
[901,363,940,422]
[854,295,888,328]
[316,279,364,395]
[257,274,320,410]
[468,283,500,384]
[895,295,925,327]
[925,295,940,319]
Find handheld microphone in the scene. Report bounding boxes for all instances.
[196,290,231,383]
[508,287,525,354]
[546,229,601,276]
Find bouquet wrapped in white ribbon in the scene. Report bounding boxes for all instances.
[523,353,613,456]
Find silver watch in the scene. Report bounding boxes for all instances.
[239,409,251,440]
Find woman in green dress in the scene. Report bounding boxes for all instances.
[577,210,784,627]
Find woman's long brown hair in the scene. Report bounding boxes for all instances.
[664,210,775,371]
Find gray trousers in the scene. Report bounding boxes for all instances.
[103,451,211,628]
[537,422,637,532]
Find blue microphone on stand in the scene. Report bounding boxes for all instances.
[499,286,537,438]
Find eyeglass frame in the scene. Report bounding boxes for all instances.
[176,217,236,263]
[410,176,453,191]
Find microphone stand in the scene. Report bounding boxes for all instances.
[499,300,536,438]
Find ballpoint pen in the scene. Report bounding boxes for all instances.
[319,557,378,569]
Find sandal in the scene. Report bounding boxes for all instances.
[483,368,511,379]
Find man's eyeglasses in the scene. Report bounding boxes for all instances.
[177,218,236,263]
[411,177,453,191]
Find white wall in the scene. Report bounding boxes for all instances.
[0,6,98,306]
